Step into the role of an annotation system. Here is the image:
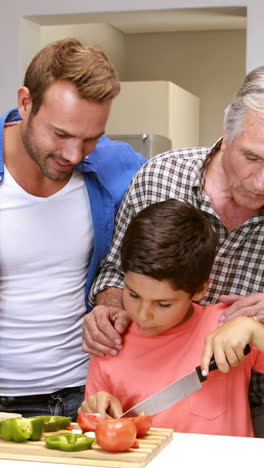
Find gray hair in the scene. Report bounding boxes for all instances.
[224,66,264,144]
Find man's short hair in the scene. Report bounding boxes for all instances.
[24,37,120,116]
[121,199,217,296]
[224,66,264,143]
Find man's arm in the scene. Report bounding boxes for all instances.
[83,171,146,356]
[82,195,137,356]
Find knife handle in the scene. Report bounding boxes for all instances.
[196,343,251,382]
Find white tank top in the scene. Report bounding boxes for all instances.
[0,167,93,395]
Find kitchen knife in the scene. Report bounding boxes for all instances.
[121,343,251,417]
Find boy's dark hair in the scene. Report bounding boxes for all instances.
[120,199,217,296]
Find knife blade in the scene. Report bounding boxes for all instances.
[121,343,251,417]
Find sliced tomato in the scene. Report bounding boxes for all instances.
[131,439,140,449]
[77,413,104,432]
[96,418,136,452]
[66,423,81,431]
[131,415,152,437]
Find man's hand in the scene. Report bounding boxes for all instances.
[82,288,131,356]
[218,292,264,326]
[78,392,123,419]
[200,317,254,376]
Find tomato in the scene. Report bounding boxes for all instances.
[95,418,137,452]
[77,413,104,432]
[66,423,82,431]
[131,415,152,437]
[131,439,140,449]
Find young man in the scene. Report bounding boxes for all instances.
[84,66,264,436]
[0,38,146,419]
[80,200,264,437]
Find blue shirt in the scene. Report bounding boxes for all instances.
[0,108,146,311]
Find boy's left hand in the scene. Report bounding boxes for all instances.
[78,391,123,419]
[200,317,254,376]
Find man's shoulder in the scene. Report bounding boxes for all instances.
[0,109,21,176]
[80,136,146,205]
[129,146,209,191]
[1,108,21,125]
[87,135,147,169]
[150,146,209,164]
[138,146,209,174]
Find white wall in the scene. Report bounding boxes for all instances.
[20,19,41,80]
[40,25,73,47]
[124,29,246,146]
[40,24,126,79]
[0,0,264,113]
[2,20,246,147]
[247,2,264,72]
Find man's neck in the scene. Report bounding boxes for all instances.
[4,124,70,198]
[204,149,258,231]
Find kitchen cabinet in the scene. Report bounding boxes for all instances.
[106,80,199,149]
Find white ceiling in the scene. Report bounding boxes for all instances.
[28,7,247,34]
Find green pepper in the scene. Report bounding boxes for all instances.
[32,415,71,432]
[45,432,95,452]
[27,417,44,441]
[0,418,32,442]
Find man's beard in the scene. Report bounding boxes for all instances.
[21,120,73,182]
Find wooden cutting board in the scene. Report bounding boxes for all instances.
[0,427,173,468]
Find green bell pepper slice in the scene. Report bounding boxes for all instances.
[0,418,32,442]
[45,432,95,452]
[27,417,44,440]
[32,415,71,432]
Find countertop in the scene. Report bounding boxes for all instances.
[1,432,263,468]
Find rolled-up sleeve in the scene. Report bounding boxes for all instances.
[88,182,139,306]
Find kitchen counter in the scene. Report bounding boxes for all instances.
[1,432,263,468]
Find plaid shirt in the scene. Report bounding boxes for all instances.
[90,139,264,408]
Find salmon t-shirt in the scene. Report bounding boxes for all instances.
[86,303,264,437]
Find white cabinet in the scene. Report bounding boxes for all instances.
[106,81,199,149]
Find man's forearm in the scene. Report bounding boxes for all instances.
[96,287,124,309]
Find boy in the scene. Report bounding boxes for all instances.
[80,199,264,437]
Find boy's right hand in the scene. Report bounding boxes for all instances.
[78,392,123,419]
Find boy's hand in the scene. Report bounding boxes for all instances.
[201,317,254,376]
[78,392,123,419]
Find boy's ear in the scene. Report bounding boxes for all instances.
[192,280,210,302]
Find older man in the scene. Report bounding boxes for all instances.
[84,66,264,437]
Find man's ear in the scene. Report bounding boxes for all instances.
[17,87,32,119]
[220,131,229,153]
[192,279,210,302]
